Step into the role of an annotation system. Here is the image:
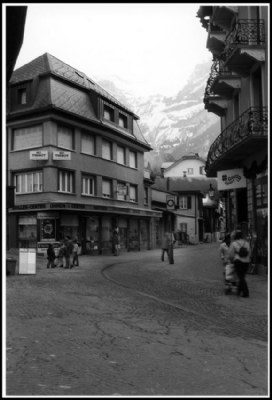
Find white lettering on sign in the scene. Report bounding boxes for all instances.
[53,151,71,160]
[217,169,247,190]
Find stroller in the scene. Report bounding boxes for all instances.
[224,263,238,295]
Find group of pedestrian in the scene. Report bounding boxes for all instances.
[219,229,251,297]
[47,236,81,269]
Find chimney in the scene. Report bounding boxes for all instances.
[166,177,170,191]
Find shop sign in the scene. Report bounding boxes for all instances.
[37,212,59,218]
[13,203,46,210]
[166,195,176,210]
[40,218,56,240]
[19,248,36,274]
[30,150,48,160]
[217,169,247,190]
[53,151,71,160]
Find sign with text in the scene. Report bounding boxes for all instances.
[53,151,71,160]
[217,169,247,190]
[19,248,36,274]
[30,150,48,160]
[117,184,127,196]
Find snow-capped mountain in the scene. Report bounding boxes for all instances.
[97,61,220,169]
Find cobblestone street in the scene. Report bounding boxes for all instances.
[5,243,268,397]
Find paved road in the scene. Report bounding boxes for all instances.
[5,243,268,396]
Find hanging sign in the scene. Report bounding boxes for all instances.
[166,195,176,210]
[117,184,127,196]
[217,169,247,190]
[30,150,48,160]
[53,151,71,160]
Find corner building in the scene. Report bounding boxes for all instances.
[6,53,161,254]
[197,6,268,271]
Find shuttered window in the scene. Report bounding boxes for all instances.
[58,125,73,149]
[81,133,95,155]
[102,179,112,198]
[13,125,43,150]
[102,140,112,160]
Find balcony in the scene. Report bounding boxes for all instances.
[204,69,228,117]
[212,6,238,30]
[208,59,241,99]
[205,107,268,176]
[221,19,266,76]
[206,24,226,56]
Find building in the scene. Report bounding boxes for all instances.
[197,5,268,271]
[6,53,162,254]
[161,153,206,178]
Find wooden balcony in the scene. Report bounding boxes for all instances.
[221,19,266,76]
[205,107,268,176]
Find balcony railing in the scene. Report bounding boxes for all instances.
[221,19,265,62]
[206,106,268,170]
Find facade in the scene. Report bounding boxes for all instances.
[161,153,206,178]
[152,176,219,244]
[6,53,161,254]
[197,5,268,271]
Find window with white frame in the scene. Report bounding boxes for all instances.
[117,145,126,164]
[118,113,128,129]
[103,104,114,122]
[81,132,95,155]
[129,185,137,202]
[102,179,112,198]
[57,125,74,149]
[82,175,95,196]
[129,151,137,168]
[13,125,43,150]
[102,139,112,160]
[179,195,191,209]
[187,168,194,175]
[14,171,43,194]
[58,170,74,193]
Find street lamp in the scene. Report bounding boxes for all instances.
[208,183,215,198]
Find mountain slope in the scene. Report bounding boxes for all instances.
[98,61,220,169]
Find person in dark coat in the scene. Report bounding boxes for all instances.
[47,244,56,268]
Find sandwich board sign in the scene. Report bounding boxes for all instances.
[19,248,36,274]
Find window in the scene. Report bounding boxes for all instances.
[15,171,43,194]
[57,125,74,149]
[117,182,127,201]
[58,170,74,193]
[103,104,114,122]
[18,88,27,104]
[256,177,268,207]
[129,151,137,168]
[102,179,112,198]
[187,168,194,175]
[82,175,95,196]
[129,185,137,202]
[144,187,148,205]
[179,195,191,209]
[118,113,128,129]
[81,132,95,155]
[199,166,206,175]
[117,145,126,164]
[13,125,43,150]
[102,139,112,160]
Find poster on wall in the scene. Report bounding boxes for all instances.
[19,248,36,274]
[217,169,247,191]
[41,218,56,241]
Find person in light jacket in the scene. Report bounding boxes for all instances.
[228,230,251,297]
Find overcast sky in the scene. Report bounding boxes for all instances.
[11,3,212,97]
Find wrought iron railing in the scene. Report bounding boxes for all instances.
[206,106,268,170]
[221,19,265,61]
[204,58,236,103]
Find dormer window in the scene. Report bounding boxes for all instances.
[103,104,114,122]
[18,88,27,104]
[118,112,128,129]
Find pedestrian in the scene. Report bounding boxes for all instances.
[72,239,79,267]
[219,233,231,266]
[47,243,56,269]
[228,229,251,297]
[161,232,175,263]
[64,236,73,269]
[219,233,236,286]
[58,241,66,268]
[112,228,120,256]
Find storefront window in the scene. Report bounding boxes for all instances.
[18,216,37,247]
[60,214,79,241]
